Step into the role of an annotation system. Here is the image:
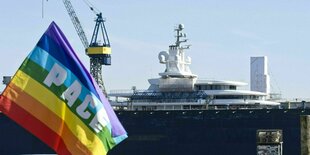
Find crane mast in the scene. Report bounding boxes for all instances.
[62,0,89,49]
[62,0,111,96]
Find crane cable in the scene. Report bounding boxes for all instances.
[42,0,49,18]
[81,0,100,14]
[42,0,101,18]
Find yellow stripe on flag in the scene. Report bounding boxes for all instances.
[8,70,108,154]
[4,83,92,155]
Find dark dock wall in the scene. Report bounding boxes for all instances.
[0,114,54,154]
[109,109,307,155]
[0,109,308,155]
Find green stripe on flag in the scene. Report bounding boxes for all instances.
[19,58,117,150]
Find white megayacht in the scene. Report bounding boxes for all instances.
[109,24,280,111]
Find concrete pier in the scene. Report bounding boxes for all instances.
[301,115,310,155]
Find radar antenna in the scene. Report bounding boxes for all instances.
[175,24,190,49]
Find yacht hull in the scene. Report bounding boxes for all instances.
[0,109,308,155]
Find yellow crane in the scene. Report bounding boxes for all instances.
[62,0,111,96]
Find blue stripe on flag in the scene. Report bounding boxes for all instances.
[36,34,100,100]
[27,46,104,114]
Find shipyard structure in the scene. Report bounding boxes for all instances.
[0,24,309,155]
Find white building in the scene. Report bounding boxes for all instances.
[250,56,270,97]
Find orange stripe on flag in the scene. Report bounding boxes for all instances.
[9,70,107,154]
[0,95,72,155]
[3,83,93,155]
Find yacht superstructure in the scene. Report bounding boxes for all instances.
[109,24,279,110]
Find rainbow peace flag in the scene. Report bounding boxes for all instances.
[0,22,127,155]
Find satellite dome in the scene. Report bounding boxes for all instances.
[178,24,184,30]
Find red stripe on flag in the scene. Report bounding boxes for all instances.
[4,83,92,154]
[0,95,72,155]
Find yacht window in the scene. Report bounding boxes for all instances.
[229,85,236,90]
[183,105,190,110]
[142,106,147,111]
[174,105,182,110]
[191,105,204,110]
[215,95,245,99]
[146,106,156,111]
[166,105,173,110]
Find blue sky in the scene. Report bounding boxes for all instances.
[1,0,310,100]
